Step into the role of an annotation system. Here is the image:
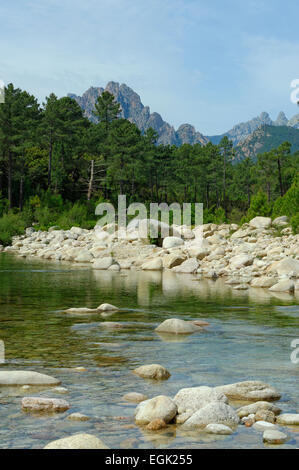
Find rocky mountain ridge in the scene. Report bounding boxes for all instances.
[68,82,209,147]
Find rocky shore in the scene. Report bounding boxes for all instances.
[2,215,299,294]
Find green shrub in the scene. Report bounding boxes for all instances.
[272,173,299,219]
[245,191,271,221]
[0,212,27,246]
[291,213,299,234]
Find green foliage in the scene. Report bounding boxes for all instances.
[246,191,271,220]
[0,212,26,245]
[272,173,299,218]
[290,213,299,234]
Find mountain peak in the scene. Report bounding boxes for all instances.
[68,82,208,146]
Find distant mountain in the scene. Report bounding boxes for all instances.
[233,125,299,162]
[68,82,209,147]
[208,111,299,146]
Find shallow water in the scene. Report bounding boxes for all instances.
[0,253,298,449]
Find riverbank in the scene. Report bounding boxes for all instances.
[2,215,299,295]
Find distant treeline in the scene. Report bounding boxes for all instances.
[0,83,298,244]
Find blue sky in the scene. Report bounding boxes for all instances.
[1,0,299,135]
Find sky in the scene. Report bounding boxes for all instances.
[1,0,299,135]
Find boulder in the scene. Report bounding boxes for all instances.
[172,258,199,274]
[135,395,177,425]
[162,237,184,249]
[269,280,295,293]
[155,319,202,335]
[181,402,239,430]
[268,257,299,277]
[187,246,209,260]
[93,257,114,270]
[133,364,171,380]
[97,303,119,311]
[142,258,163,271]
[273,216,289,226]
[237,401,281,418]
[74,250,93,263]
[253,421,278,431]
[249,217,272,229]
[0,371,60,386]
[44,433,109,449]
[276,414,299,425]
[173,386,228,416]
[163,253,186,269]
[215,381,281,402]
[263,430,288,445]
[251,277,277,288]
[205,423,233,435]
[22,397,70,412]
[123,392,148,403]
[230,254,253,269]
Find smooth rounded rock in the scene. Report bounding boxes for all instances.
[133,364,171,381]
[155,318,202,335]
[0,371,60,386]
[263,430,288,445]
[276,414,299,425]
[135,396,177,425]
[181,402,239,430]
[205,423,233,435]
[44,433,109,449]
[22,397,70,412]
[174,386,228,417]
[123,392,148,403]
[215,381,281,402]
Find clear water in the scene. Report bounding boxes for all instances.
[0,253,298,449]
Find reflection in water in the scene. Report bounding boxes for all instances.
[0,253,298,449]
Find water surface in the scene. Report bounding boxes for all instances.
[0,254,298,449]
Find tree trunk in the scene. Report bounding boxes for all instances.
[277,157,283,196]
[48,131,53,188]
[87,159,94,201]
[8,151,12,209]
[267,181,271,203]
[19,176,24,211]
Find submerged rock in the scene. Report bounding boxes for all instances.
[22,397,70,412]
[146,418,167,430]
[263,430,288,445]
[205,423,233,435]
[155,318,202,335]
[123,392,148,403]
[44,433,109,449]
[97,303,119,311]
[0,371,60,386]
[135,396,177,425]
[67,413,90,421]
[133,364,171,380]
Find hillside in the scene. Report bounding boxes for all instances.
[233,125,299,161]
